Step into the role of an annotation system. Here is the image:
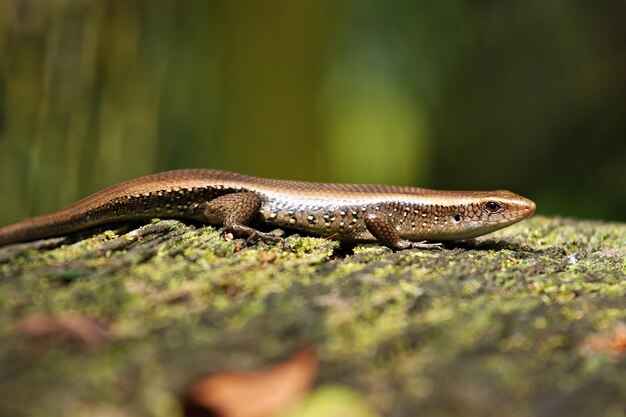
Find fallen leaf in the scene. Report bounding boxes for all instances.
[580,322,626,359]
[15,314,110,349]
[257,252,277,264]
[182,349,318,417]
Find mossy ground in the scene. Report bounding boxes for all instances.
[0,216,625,417]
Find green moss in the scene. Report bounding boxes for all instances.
[0,216,625,416]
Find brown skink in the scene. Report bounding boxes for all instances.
[0,169,536,250]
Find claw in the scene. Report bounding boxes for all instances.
[244,232,260,245]
[410,241,444,250]
[257,231,282,243]
[245,231,281,246]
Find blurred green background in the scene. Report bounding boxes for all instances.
[0,0,624,224]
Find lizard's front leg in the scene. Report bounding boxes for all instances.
[200,192,280,243]
[364,211,444,251]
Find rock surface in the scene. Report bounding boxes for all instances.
[0,216,625,417]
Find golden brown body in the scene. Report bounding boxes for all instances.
[0,169,536,250]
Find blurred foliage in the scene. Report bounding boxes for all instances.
[0,0,624,223]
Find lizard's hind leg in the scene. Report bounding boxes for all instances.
[200,192,280,243]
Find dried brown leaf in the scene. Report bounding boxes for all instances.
[580,322,626,359]
[15,314,110,349]
[256,252,277,264]
[182,349,318,417]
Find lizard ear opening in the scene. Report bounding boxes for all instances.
[453,215,462,222]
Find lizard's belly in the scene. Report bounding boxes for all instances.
[256,198,374,242]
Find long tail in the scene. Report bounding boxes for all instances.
[0,210,90,246]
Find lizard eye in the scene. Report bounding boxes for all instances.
[482,201,505,215]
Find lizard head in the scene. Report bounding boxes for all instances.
[404,190,536,241]
[441,190,536,240]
